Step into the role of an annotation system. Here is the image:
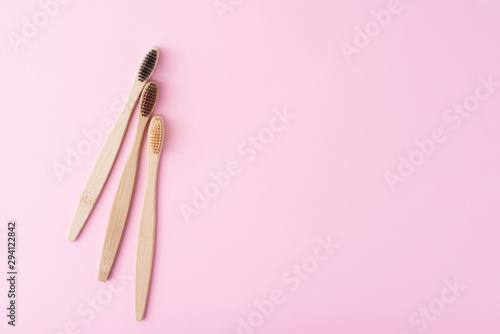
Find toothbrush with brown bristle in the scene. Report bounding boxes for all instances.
[98,82,159,282]
[68,47,159,242]
[135,116,164,321]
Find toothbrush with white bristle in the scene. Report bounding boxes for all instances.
[135,116,164,321]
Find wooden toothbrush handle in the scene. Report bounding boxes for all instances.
[68,82,144,242]
[98,120,147,282]
[135,157,159,321]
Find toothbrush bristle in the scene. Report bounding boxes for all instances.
[148,116,164,154]
[140,82,158,117]
[137,48,158,82]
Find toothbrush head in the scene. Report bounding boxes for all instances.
[137,47,159,83]
[148,116,164,154]
[140,81,158,117]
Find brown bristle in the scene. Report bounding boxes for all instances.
[137,48,158,82]
[148,116,164,154]
[140,82,158,117]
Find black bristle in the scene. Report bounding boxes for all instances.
[137,49,158,82]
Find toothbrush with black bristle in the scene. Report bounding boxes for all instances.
[68,47,159,242]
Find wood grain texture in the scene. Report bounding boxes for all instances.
[68,47,159,242]
[135,116,164,321]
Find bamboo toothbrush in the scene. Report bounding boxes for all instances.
[68,47,159,242]
[98,82,159,282]
[135,116,164,321]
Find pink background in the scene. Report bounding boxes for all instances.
[1,0,500,333]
